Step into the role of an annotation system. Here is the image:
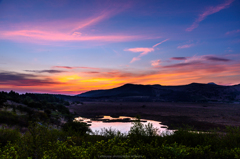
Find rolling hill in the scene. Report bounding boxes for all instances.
[76,83,240,102]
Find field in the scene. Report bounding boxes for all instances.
[69,102,240,131]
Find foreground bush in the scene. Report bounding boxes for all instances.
[62,121,92,135]
[0,127,21,147]
[0,122,240,158]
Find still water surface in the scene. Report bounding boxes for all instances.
[74,116,172,135]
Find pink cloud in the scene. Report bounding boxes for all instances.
[126,39,169,63]
[225,29,240,35]
[151,60,161,66]
[6,11,111,34]
[84,57,240,87]
[130,57,141,63]
[69,1,134,33]
[152,39,169,48]
[53,66,100,70]
[126,48,154,56]
[0,7,140,43]
[1,56,240,94]
[72,32,82,36]
[177,44,194,49]
[125,47,154,63]
[71,13,109,32]
[0,30,139,42]
[186,0,234,32]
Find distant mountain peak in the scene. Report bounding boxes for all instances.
[207,82,217,85]
[188,82,203,85]
[123,83,135,86]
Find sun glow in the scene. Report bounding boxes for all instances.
[57,74,81,82]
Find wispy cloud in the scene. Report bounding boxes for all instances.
[204,55,231,62]
[0,7,140,43]
[53,66,75,69]
[1,56,240,94]
[164,55,232,69]
[162,61,202,68]
[178,55,232,63]
[171,57,187,60]
[125,39,169,63]
[71,12,110,33]
[177,44,194,49]
[130,57,141,63]
[152,39,169,48]
[186,0,234,32]
[69,2,132,33]
[151,60,161,66]
[83,71,100,74]
[83,56,240,88]
[53,66,100,70]
[1,30,139,42]
[25,70,65,74]
[125,48,154,57]
[0,72,60,86]
[225,29,240,35]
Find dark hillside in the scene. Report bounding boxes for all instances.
[0,91,73,127]
[76,83,240,103]
[78,84,154,97]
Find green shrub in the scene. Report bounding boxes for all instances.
[62,121,92,135]
[0,127,21,147]
[0,111,28,126]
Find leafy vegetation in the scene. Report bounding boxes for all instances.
[0,120,240,158]
[62,121,92,135]
[1,90,240,158]
[0,90,73,127]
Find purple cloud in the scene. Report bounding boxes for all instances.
[0,72,60,86]
[53,66,100,70]
[204,56,231,62]
[170,57,187,60]
[162,62,202,68]
[25,70,65,74]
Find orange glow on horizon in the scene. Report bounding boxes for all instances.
[1,62,240,95]
[57,74,81,82]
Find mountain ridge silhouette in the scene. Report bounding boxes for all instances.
[76,83,240,102]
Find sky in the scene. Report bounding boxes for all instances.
[0,0,240,95]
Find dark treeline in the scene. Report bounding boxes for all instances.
[0,90,70,114]
[0,90,73,127]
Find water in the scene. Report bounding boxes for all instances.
[74,115,173,135]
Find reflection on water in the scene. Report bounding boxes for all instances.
[74,116,173,135]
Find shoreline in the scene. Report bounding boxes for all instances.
[69,102,240,131]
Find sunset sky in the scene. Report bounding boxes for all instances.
[0,0,240,95]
